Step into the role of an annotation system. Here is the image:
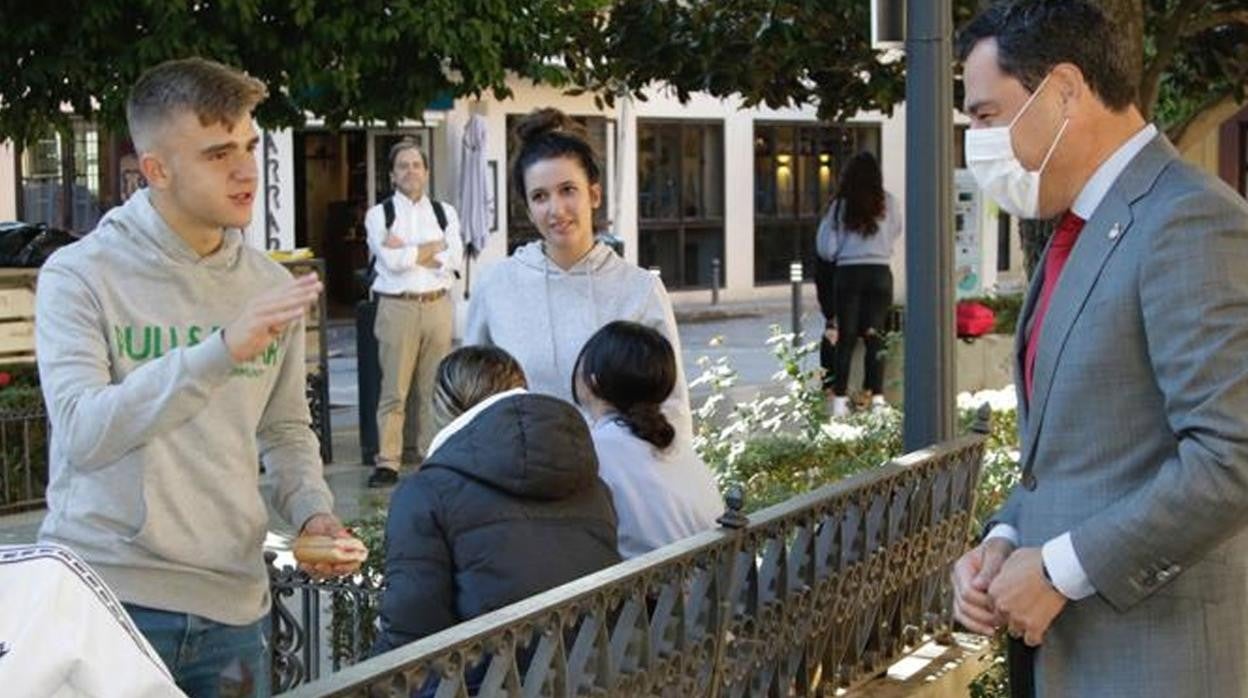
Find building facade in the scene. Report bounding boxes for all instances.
[30,82,1248,314]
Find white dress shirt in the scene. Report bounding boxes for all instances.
[364,191,463,295]
[987,123,1159,601]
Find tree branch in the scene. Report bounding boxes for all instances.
[1181,11,1248,37]
[1139,0,1205,118]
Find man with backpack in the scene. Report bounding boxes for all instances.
[365,139,462,488]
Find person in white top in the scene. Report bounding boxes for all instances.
[0,543,185,697]
[573,321,723,559]
[365,139,464,487]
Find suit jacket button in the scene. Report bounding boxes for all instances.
[1022,473,1037,491]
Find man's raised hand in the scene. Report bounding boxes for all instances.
[223,274,322,363]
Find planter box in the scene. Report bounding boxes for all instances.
[843,333,1015,404]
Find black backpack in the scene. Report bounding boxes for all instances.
[362,196,451,294]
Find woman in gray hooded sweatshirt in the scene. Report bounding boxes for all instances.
[466,108,691,437]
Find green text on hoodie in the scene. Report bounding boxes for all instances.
[36,190,333,625]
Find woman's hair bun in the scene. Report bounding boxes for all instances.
[513,107,589,145]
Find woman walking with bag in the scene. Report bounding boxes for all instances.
[816,152,902,417]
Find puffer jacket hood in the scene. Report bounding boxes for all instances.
[423,393,598,500]
[374,392,620,655]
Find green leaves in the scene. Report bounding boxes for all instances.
[561,0,906,123]
[0,0,607,143]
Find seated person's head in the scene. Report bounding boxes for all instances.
[573,321,676,449]
[432,346,527,429]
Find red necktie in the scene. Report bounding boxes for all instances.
[1024,211,1086,400]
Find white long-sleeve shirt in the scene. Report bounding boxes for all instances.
[364,191,463,295]
[591,417,723,559]
[0,543,184,697]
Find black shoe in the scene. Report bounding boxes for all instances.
[367,467,399,488]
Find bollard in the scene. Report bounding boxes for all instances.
[790,260,803,341]
[711,257,721,305]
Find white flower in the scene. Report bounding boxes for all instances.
[956,385,1018,412]
[821,421,866,442]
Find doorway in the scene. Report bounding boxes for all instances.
[293,128,433,318]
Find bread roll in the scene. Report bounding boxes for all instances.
[292,534,368,565]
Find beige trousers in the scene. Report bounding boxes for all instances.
[374,294,453,468]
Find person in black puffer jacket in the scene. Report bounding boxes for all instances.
[374,345,620,655]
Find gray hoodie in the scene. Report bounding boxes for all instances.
[465,241,692,438]
[35,190,333,625]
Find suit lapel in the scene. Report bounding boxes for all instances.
[1020,195,1134,467]
[1020,134,1177,470]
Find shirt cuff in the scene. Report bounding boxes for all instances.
[1042,532,1097,600]
[984,523,1019,546]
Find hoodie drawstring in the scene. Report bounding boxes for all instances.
[541,242,603,385]
[543,252,561,381]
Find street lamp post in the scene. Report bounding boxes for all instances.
[903,0,956,451]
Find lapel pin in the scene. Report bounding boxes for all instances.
[1108,223,1121,240]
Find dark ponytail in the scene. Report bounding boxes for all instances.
[622,403,675,450]
[573,321,677,450]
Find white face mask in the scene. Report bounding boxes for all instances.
[965,74,1070,219]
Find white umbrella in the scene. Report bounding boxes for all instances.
[457,113,491,298]
[611,95,634,247]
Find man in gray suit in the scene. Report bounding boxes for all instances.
[950,1,1248,696]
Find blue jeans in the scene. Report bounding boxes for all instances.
[125,604,270,698]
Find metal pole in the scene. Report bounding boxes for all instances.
[711,257,721,305]
[790,261,803,341]
[903,0,956,450]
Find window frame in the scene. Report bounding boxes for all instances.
[752,121,883,285]
[636,118,726,289]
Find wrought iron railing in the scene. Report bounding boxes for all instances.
[0,403,49,515]
[267,551,382,693]
[271,412,988,697]
[0,366,328,513]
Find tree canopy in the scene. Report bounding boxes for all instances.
[560,0,906,122]
[0,1,1243,153]
[0,0,601,144]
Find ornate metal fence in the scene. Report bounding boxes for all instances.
[268,551,383,693]
[0,404,49,514]
[273,415,987,697]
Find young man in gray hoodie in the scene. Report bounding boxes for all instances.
[34,58,361,697]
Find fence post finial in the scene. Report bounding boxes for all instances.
[971,402,992,435]
[717,483,749,530]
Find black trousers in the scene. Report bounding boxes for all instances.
[831,264,893,395]
[1008,638,1036,698]
[814,258,838,391]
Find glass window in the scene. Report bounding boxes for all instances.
[18,121,112,233]
[505,115,611,253]
[637,120,724,288]
[753,122,883,284]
